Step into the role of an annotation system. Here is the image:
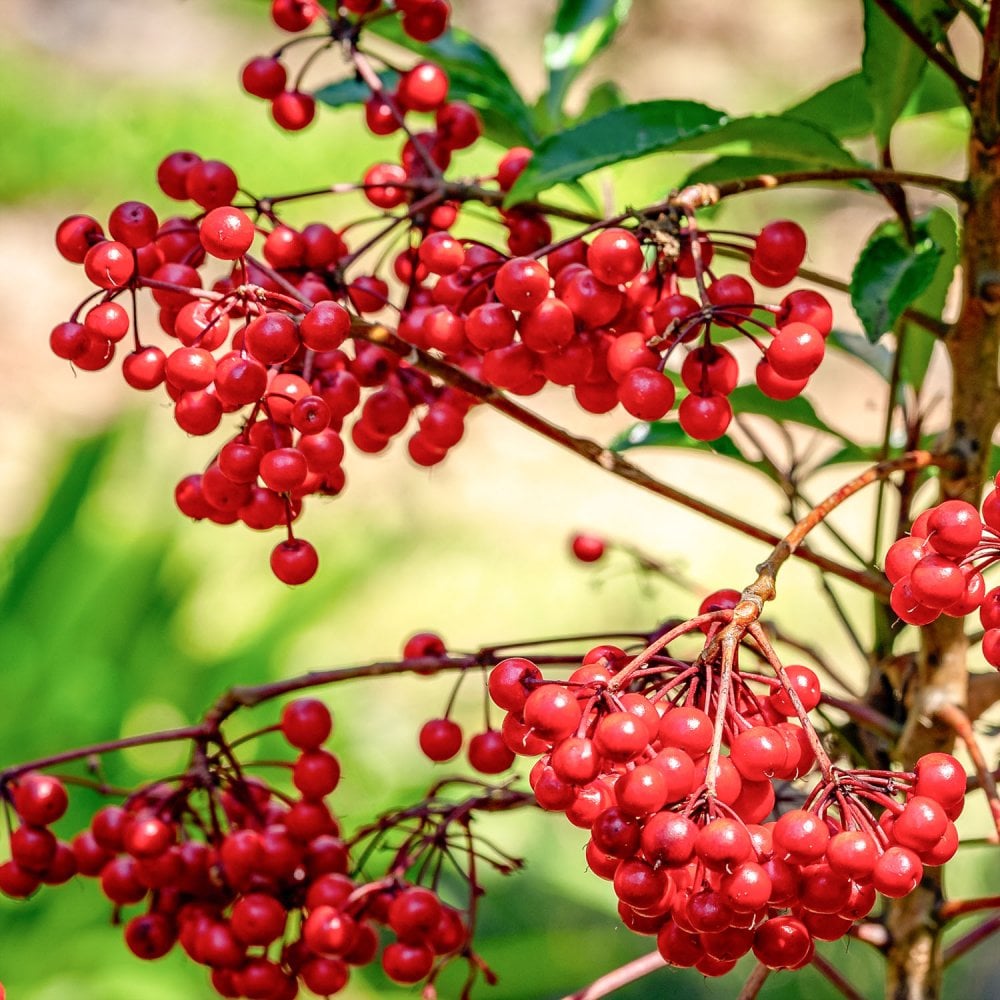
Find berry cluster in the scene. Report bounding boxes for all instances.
[48,0,830,586]
[0,698,514,999]
[482,596,960,974]
[885,485,1000,665]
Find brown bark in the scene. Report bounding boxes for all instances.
[883,9,1000,995]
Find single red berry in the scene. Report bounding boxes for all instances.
[587,228,644,285]
[199,206,255,260]
[397,61,449,112]
[419,718,463,761]
[272,89,316,131]
[270,538,319,584]
[13,773,68,826]
[108,201,159,249]
[678,392,732,441]
[242,56,287,99]
[281,698,333,749]
[83,241,134,289]
[467,729,516,774]
[571,533,606,563]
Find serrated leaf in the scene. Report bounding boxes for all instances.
[367,20,538,146]
[505,103,865,205]
[862,0,957,147]
[544,0,632,119]
[898,207,957,390]
[851,218,944,343]
[314,71,398,108]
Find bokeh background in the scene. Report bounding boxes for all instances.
[0,0,996,997]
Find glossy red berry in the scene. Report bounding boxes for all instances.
[270,538,319,585]
[281,698,333,749]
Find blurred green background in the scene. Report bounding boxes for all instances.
[0,1,996,998]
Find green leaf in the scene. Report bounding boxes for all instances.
[783,72,874,140]
[782,63,964,142]
[576,79,625,122]
[862,0,957,147]
[676,156,806,190]
[897,207,957,390]
[827,329,895,380]
[314,71,398,108]
[367,20,538,146]
[544,0,632,119]
[611,420,773,475]
[726,386,867,460]
[851,215,945,343]
[505,102,864,205]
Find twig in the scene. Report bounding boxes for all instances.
[944,912,1000,966]
[560,950,666,1000]
[935,702,1000,840]
[736,962,771,1000]
[939,895,1000,922]
[811,950,869,1000]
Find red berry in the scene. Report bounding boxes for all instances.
[242,56,287,99]
[13,773,68,826]
[84,241,134,289]
[270,538,319,584]
[281,698,333,749]
[467,729,515,774]
[397,62,449,112]
[587,228,644,285]
[571,534,605,562]
[199,206,255,260]
[419,718,463,761]
[272,90,316,131]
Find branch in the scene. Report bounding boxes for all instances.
[353,323,892,596]
[939,895,1000,923]
[560,950,666,1000]
[944,913,1000,966]
[871,0,977,104]
[684,168,971,206]
[976,0,1000,146]
[811,951,869,1000]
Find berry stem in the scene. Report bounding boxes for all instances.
[735,962,772,1000]
[749,623,835,780]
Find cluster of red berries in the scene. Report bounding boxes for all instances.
[481,597,961,974]
[885,483,1000,665]
[0,699,483,998]
[48,0,831,586]
[243,0,452,131]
